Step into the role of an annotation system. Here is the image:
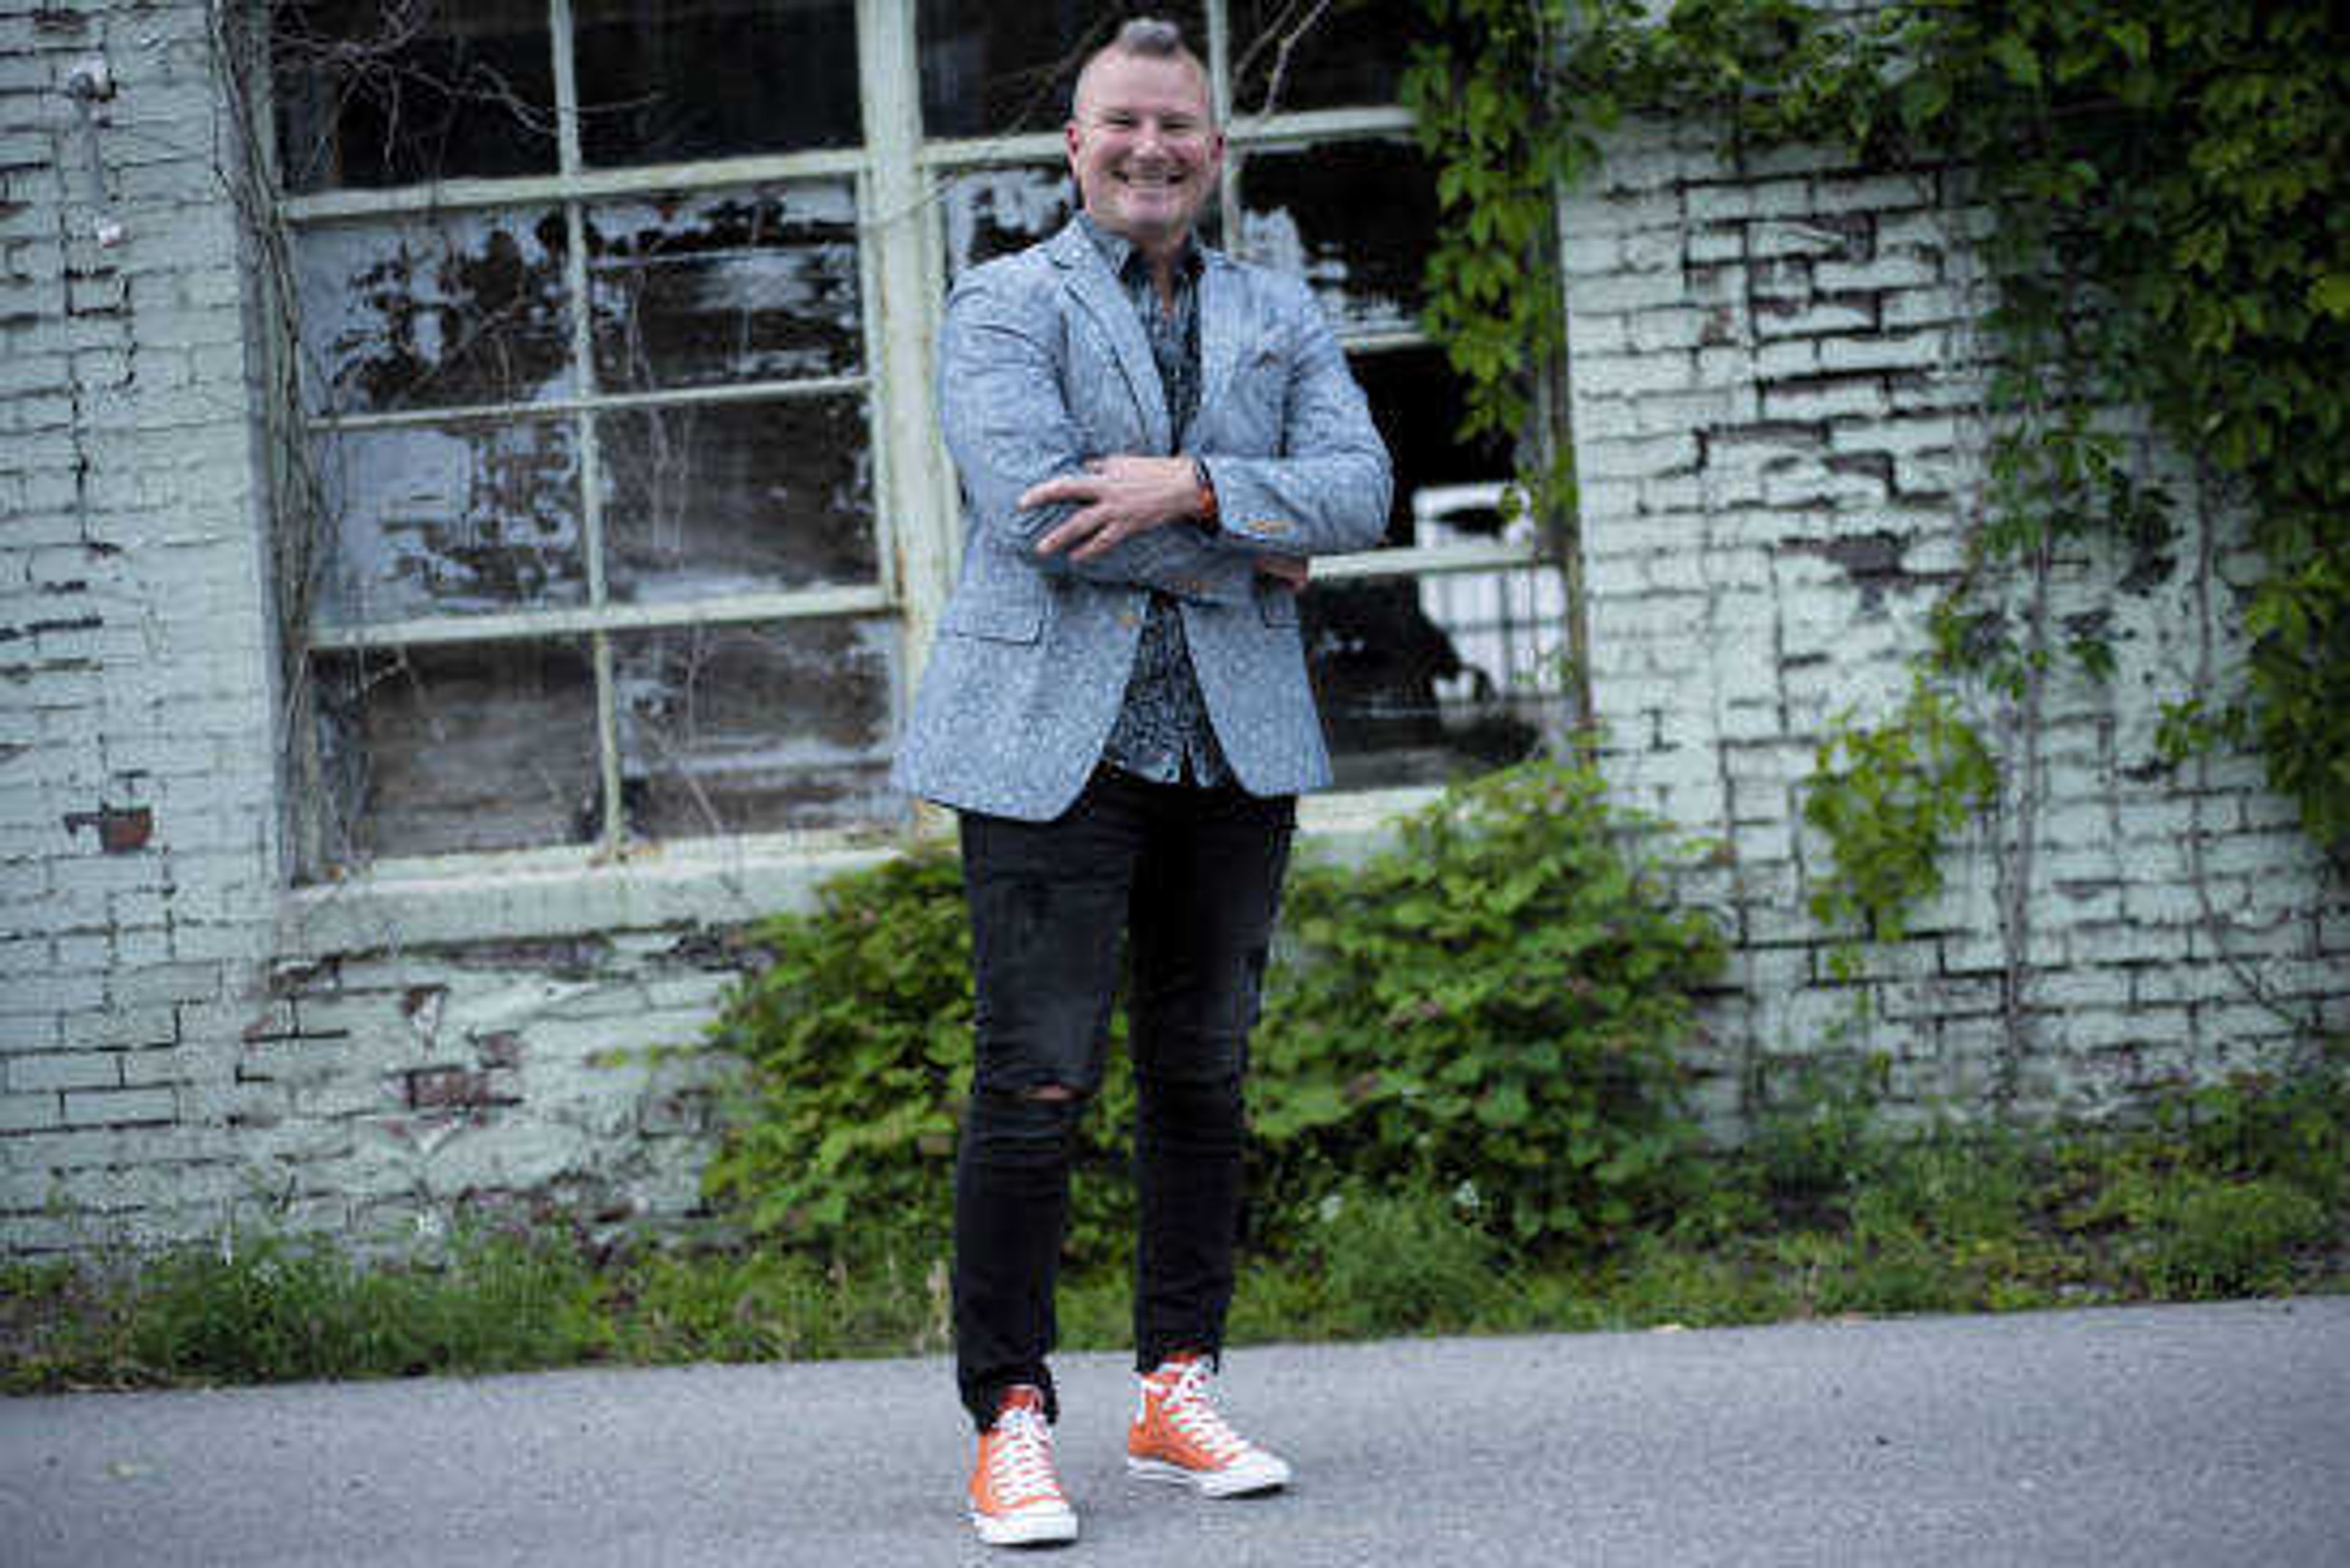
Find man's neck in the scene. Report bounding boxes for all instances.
[1141,246,1185,310]
[1079,213,1195,310]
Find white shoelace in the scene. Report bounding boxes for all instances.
[990,1404,1065,1504]
[1157,1360,1252,1462]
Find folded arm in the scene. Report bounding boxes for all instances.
[1192,301,1393,561]
[937,275,1253,605]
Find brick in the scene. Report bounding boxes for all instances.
[6,1046,119,1092]
[1561,233,1621,276]
[1881,285,1976,330]
[1762,377,1889,422]
[1568,270,1690,315]
[0,1091,59,1132]
[1818,330,1953,374]
[108,961,225,1008]
[1575,351,1696,396]
[1755,299,1876,339]
[2,971,105,1014]
[1815,256,1941,292]
[61,1086,176,1126]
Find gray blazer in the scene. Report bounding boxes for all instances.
[892,220,1393,821]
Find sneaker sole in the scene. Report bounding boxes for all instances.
[1126,1455,1290,1498]
[971,1507,1079,1548]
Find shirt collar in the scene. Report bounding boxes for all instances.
[1075,212,1203,286]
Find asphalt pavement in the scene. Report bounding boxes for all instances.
[6,1297,2347,1566]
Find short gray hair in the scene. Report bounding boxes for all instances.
[1072,17,1212,118]
[1110,17,1188,58]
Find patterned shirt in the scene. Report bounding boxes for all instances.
[1077,215,1233,789]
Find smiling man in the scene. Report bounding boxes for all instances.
[890,17,1391,1549]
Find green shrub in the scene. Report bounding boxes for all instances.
[702,756,1728,1263]
[602,1240,947,1364]
[1254,758,1728,1249]
[2117,1173,2333,1301]
[1747,1055,1891,1212]
[121,1228,603,1384]
[2156,1068,2349,1205]
[1306,1184,1504,1335]
[1858,1121,2034,1248]
[699,847,1141,1263]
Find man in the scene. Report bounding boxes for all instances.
[891,17,1391,1548]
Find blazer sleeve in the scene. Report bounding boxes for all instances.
[1197,281,1393,559]
[938,269,1255,607]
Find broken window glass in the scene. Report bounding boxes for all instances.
[598,397,876,603]
[1351,343,1514,547]
[314,640,600,864]
[296,207,574,417]
[573,0,862,166]
[919,1,1209,138]
[586,184,862,393]
[272,0,558,195]
[1237,138,1437,338]
[613,619,902,838]
[314,416,588,627]
[1303,343,1550,789]
[1229,0,1418,116]
[939,165,1075,278]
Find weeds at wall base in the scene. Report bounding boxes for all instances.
[6,1070,2342,1395]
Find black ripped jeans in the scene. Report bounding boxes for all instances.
[953,768,1294,1431]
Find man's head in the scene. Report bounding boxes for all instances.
[1065,18,1223,259]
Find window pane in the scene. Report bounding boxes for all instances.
[587,184,862,394]
[939,165,1075,279]
[1237,139,1436,337]
[1229,0,1416,116]
[296,209,575,417]
[599,398,876,603]
[273,0,558,194]
[1305,343,1548,788]
[614,619,903,838]
[1353,343,1513,547]
[316,417,589,626]
[920,1,1209,138]
[315,640,599,865]
[574,0,861,166]
[1305,569,1559,791]
[1415,490,1572,720]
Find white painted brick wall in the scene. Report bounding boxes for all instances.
[5,6,2347,1260]
[1560,115,2349,1133]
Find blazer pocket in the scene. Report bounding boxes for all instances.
[941,596,1044,643]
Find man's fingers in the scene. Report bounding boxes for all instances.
[1253,554,1308,590]
[1019,474,1094,510]
[1066,526,1121,562]
[1036,505,1107,557]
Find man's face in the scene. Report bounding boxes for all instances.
[1065,50,1223,254]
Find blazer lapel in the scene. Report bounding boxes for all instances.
[1048,223,1172,454]
[1192,249,1242,449]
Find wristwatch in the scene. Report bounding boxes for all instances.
[1190,456,1220,534]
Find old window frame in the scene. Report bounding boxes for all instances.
[273,0,1572,909]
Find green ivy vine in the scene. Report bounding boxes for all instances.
[1403,0,2350,967]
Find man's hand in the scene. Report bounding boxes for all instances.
[1024,455,1199,562]
[1253,554,1308,592]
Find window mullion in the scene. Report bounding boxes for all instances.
[857,0,947,713]
[549,0,625,851]
[1206,0,1238,247]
